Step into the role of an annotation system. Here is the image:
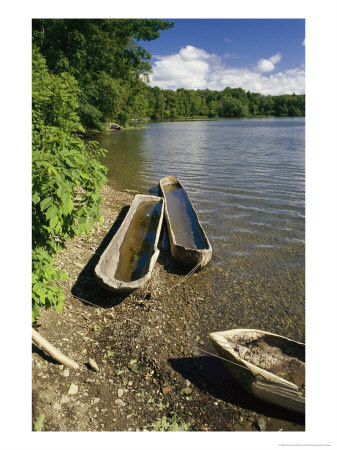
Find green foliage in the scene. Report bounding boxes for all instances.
[150,414,190,431]
[32,19,174,128]
[146,86,305,120]
[32,248,68,320]
[33,413,45,431]
[32,47,84,133]
[129,358,141,373]
[32,48,107,321]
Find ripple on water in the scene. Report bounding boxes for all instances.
[92,118,305,338]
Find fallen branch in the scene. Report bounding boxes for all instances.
[32,328,79,370]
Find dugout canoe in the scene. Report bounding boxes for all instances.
[159,175,212,269]
[209,329,305,414]
[95,194,164,293]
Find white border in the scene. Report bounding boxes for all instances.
[2,1,337,449]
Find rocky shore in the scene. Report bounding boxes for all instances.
[32,182,305,432]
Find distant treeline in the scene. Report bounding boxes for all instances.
[145,87,305,120]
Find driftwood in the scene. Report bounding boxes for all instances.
[32,328,79,370]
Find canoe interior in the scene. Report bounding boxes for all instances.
[100,200,163,283]
[227,333,305,395]
[161,180,209,250]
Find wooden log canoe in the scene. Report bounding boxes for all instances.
[209,329,305,414]
[95,194,164,293]
[159,175,212,269]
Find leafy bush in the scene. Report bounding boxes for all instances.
[32,47,107,321]
[150,414,190,431]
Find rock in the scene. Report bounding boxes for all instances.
[253,418,267,431]
[88,358,99,372]
[53,402,61,411]
[109,123,122,130]
[60,396,69,404]
[256,417,267,431]
[162,386,171,395]
[117,389,124,398]
[181,388,192,395]
[115,399,126,407]
[63,369,70,377]
[93,398,100,405]
[68,383,78,395]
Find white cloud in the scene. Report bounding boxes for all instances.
[179,45,211,61]
[148,46,305,95]
[256,58,275,73]
[256,53,282,73]
[269,52,282,64]
[223,52,238,59]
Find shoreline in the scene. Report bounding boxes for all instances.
[32,181,305,432]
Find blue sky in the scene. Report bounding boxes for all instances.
[141,19,305,95]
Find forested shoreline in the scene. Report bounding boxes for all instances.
[32,18,305,320]
[33,19,304,131]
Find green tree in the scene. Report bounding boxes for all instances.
[32,47,107,320]
[32,19,174,128]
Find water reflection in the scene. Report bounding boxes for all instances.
[115,201,162,282]
[90,130,148,191]
[163,185,207,250]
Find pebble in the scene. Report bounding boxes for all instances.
[60,396,69,404]
[63,369,70,377]
[162,386,171,395]
[118,389,124,398]
[93,398,100,405]
[74,262,84,269]
[88,358,99,372]
[53,402,61,411]
[115,399,126,407]
[68,383,78,395]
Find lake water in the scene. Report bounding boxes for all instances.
[92,118,305,342]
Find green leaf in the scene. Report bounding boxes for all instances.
[40,197,53,211]
[32,303,41,320]
[49,215,58,229]
[62,193,73,215]
[33,414,45,431]
[46,205,57,220]
[73,153,86,165]
[32,192,41,204]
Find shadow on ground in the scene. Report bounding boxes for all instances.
[169,355,305,425]
[71,206,131,309]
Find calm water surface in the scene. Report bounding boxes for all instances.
[93,118,305,341]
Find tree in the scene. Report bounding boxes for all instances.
[32,19,174,128]
[32,47,107,320]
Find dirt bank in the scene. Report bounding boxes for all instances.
[32,182,305,432]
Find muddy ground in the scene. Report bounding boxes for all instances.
[32,182,305,432]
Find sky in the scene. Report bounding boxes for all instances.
[141,19,305,95]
